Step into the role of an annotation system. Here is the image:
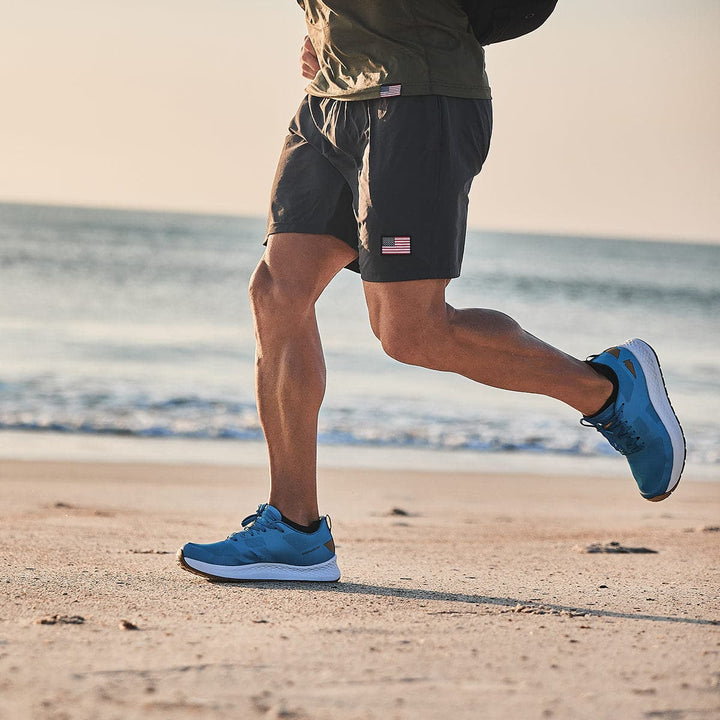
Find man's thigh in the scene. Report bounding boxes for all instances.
[259,233,358,303]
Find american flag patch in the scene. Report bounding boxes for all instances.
[379,84,402,98]
[381,236,411,255]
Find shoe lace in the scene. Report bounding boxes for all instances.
[581,404,644,455]
[226,503,285,541]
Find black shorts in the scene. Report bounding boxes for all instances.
[266,94,493,282]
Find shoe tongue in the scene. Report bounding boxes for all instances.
[262,504,283,521]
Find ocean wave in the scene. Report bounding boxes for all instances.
[1,379,717,465]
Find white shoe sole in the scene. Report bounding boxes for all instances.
[621,338,686,498]
[178,549,341,582]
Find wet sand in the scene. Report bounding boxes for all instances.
[0,458,718,719]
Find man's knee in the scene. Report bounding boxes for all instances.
[365,280,451,367]
[248,260,274,317]
[370,312,439,367]
[249,233,357,322]
[248,259,313,322]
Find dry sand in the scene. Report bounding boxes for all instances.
[0,458,718,720]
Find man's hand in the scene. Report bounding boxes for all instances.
[300,36,320,79]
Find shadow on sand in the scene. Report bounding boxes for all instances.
[207,579,719,627]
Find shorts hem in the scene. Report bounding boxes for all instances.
[265,222,357,252]
[360,268,461,283]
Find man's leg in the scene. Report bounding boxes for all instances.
[363,278,612,416]
[249,233,358,525]
[363,278,685,500]
[177,232,355,582]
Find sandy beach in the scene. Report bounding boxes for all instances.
[1,457,718,720]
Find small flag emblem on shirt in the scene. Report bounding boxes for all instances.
[381,236,411,255]
[379,84,402,98]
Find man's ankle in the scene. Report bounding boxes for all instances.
[280,514,322,533]
[583,361,618,417]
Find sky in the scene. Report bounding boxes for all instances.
[1,0,719,243]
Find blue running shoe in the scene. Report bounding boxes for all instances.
[582,339,686,501]
[178,503,340,581]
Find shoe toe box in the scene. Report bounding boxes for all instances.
[181,539,252,567]
[629,431,675,498]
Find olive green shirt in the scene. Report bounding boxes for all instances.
[301,0,491,101]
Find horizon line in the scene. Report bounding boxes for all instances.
[1,197,718,248]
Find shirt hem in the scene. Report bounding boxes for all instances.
[306,82,492,102]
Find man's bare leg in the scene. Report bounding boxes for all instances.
[249,233,358,525]
[363,278,613,417]
[251,261,611,526]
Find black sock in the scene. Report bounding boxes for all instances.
[281,514,321,534]
[586,361,619,416]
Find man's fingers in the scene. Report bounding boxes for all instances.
[300,36,320,79]
[301,61,320,79]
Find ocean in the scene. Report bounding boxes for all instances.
[1,202,718,472]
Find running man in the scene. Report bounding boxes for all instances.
[178,1,685,582]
